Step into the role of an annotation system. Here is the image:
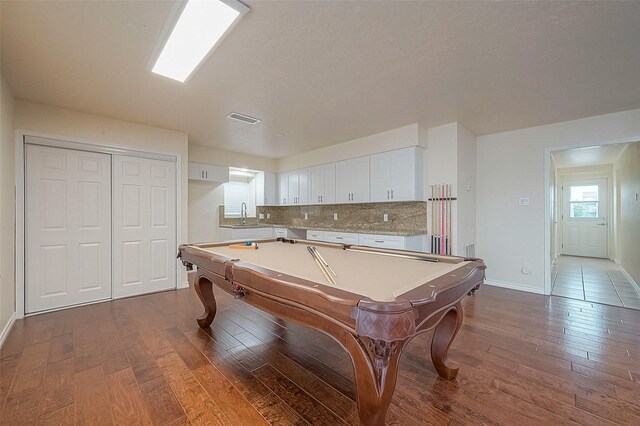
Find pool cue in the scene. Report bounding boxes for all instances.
[435,184,439,253]
[307,246,336,285]
[311,246,337,277]
[448,184,452,255]
[441,183,445,255]
[446,183,451,254]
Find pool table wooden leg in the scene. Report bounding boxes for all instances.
[344,334,405,426]
[194,274,217,328]
[431,301,463,379]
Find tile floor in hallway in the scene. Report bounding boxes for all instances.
[551,255,640,309]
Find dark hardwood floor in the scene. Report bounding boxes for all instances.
[1,284,639,425]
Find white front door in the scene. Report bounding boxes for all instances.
[112,155,176,298]
[562,178,608,258]
[26,145,112,313]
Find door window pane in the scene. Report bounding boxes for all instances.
[570,185,598,202]
[569,185,599,218]
[570,201,598,218]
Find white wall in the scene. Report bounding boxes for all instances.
[477,108,640,294]
[0,72,16,341]
[189,144,277,172]
[615,142,640,285]
[15,101,190,292]
[277,124,420,172]
[456,123,477,255]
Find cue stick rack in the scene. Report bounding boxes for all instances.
[428,183,456,255]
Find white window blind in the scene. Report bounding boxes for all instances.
[224,181,249,217]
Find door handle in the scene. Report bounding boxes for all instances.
[597,222,606,226]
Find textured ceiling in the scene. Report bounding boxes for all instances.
[2,1,640,158]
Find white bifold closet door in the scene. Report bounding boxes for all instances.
[26,145,112,313]
[112,155,176,298]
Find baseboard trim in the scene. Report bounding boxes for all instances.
[483,279,546,295]
[618,266,640,293]
[0,312,17,348]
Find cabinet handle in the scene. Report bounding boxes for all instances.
[205,171,208,179]
[201,171,204,178]
[321,195,323,202]
[387,190,389,199]
[391,189,393,199]
[375,240,385,243]
[336,237,343,240]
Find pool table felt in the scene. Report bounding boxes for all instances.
[201,242,470,302]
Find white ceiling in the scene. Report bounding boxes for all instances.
[552,143,630,168]
[2,1,640,158]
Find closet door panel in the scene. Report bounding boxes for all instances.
[112,156,176,298]
[26,145,111,313]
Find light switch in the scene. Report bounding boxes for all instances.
[266,213,271,219]
[333,213,338,220]
[518,198,530,206]
[383,213,388,222]
[259,213,264,219]
[304,213,308,220]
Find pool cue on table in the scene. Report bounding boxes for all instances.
[311,246,337,277]
[307,246,337,285]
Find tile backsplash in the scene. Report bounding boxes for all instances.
[255,201,427,235]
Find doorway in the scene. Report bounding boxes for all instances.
[561,178,608,258]
[547,142,640,309]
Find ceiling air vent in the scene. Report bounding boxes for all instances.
[227,112,261,125]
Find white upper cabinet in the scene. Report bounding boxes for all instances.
[336,156,370,203]
[369,147,423,202]
[278,169,309,205]
[188,162,229,182]
[278,172,289,205]
[256,171,276,206]
[298,169,309,205]
[309,163,336,204]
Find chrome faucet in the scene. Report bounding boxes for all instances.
[241,202,247,224]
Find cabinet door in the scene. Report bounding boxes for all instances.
[264,172,276,206]
[278,173,289,205]
[335,159,352,203]
[309,165,324,205]
[188,164,205,180]
[390,148,417,201]
[288,172,299,204]
[298,169,309,205]
[351,156,370,202]
[322,163,336,204]
[369,152,390,202]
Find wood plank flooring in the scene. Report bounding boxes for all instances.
[1,284,640,425]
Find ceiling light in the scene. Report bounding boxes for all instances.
[150,0,249,83]
[227,112,261,125]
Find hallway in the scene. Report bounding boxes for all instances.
[551,255,640,309]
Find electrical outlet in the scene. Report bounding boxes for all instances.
[304,213,308,220]
[333,213,338,220]
[383,213,388,222]
[266,213,271,219]
[259,213,264,220]
[518,197,530,206]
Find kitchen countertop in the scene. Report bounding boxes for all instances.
[219,224,273,229]
[267,224,427,237]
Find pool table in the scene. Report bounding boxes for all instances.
[178,238,485,426]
